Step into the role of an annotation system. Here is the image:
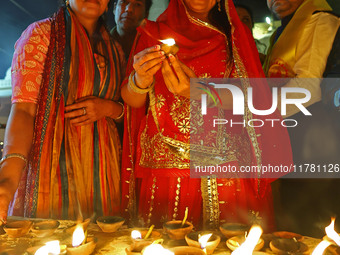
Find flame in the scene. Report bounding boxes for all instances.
[231,225,263,255]
[131,230,142,239]
[312,240,332,255]
[72,225,85,247]
[160,38,176,46]
[199,233,213,249]
[35,240,61,255]
[325,218,340,246]
[143,244,174,255]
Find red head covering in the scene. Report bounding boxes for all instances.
[121,0,293,224]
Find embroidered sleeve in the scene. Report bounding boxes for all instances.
[11,18,51,104]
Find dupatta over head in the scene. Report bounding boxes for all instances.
[121,0,292,228]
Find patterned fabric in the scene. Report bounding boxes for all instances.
[121,0,293,230]
[9,7,123,220]
[11,19,50,103]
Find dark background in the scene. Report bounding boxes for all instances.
[0,0,272,79]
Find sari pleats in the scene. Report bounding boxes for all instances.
[11,7,122,219]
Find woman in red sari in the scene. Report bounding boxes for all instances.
[121,0,292,231]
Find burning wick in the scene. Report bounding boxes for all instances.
[160,38,179,55]
[199,233,213,254]
[35,240,62,255]
[312,240,332,255]
[325,218,340,246]
[72,225,85,247]
[131,230,142,239]
[142,243,174,255]
[231,225,263,255]
[312,218,340,254]
[160,38,176,46]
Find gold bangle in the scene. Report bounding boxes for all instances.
[114,101,124,120]
[0,153,27,166]
[128,70,155,94]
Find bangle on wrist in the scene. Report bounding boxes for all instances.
[114,101,124,120]
[0,153,27,166]
[128,70,155,94]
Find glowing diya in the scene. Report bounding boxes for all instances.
[129,227,162,253]
[65,218,90,235]
[30,240,67,255]
[185,232,220,255]
[229,225,264,254]
[160,39,179,56]
[66,225,97,255]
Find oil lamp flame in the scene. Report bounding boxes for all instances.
[199,233,213,249]
[131,230,142,239]
[35,240,61,255]
[312,240,332,255]
[325,218,340,246]
[72,225,85,247]
[160,38,176,46]
[143,243,174,255]
[231,225,263,255]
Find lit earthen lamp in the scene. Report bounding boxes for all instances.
[126,226,161,254]
[160,39,179,56]
[67,225,96,255]
[312,218,340,254]
[142,243,174,255]
[229,225,265,254]
[34,241,66,255]
[185,232,221,255]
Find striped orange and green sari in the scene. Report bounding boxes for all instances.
[11,7,122,220]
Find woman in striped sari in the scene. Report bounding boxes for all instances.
[0,0,123,223]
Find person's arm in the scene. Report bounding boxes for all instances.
[121,45,165,108]
[0,103,37,224]
[0,19,51,224]
[276,13,340,117]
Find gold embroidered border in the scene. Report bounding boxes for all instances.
[201,177,220,228]
[232,41,263,194]
[172,177,182,220]
[147,177,157,226]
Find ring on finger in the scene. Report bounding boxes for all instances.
[82,107,87,116]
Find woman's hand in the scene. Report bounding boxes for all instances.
[161,54,197,98]
[65,96,123,125]
[133,45,166,88]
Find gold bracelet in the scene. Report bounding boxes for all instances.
[114,101,124,120]
[0,153,27,166]
[128,70,155,94]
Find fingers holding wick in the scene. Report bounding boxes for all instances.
[162,54,179,93]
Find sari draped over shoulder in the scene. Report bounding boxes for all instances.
[121,0,292,230]
[10,7,122,219]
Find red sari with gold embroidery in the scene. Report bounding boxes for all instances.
[121,0,292,231]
